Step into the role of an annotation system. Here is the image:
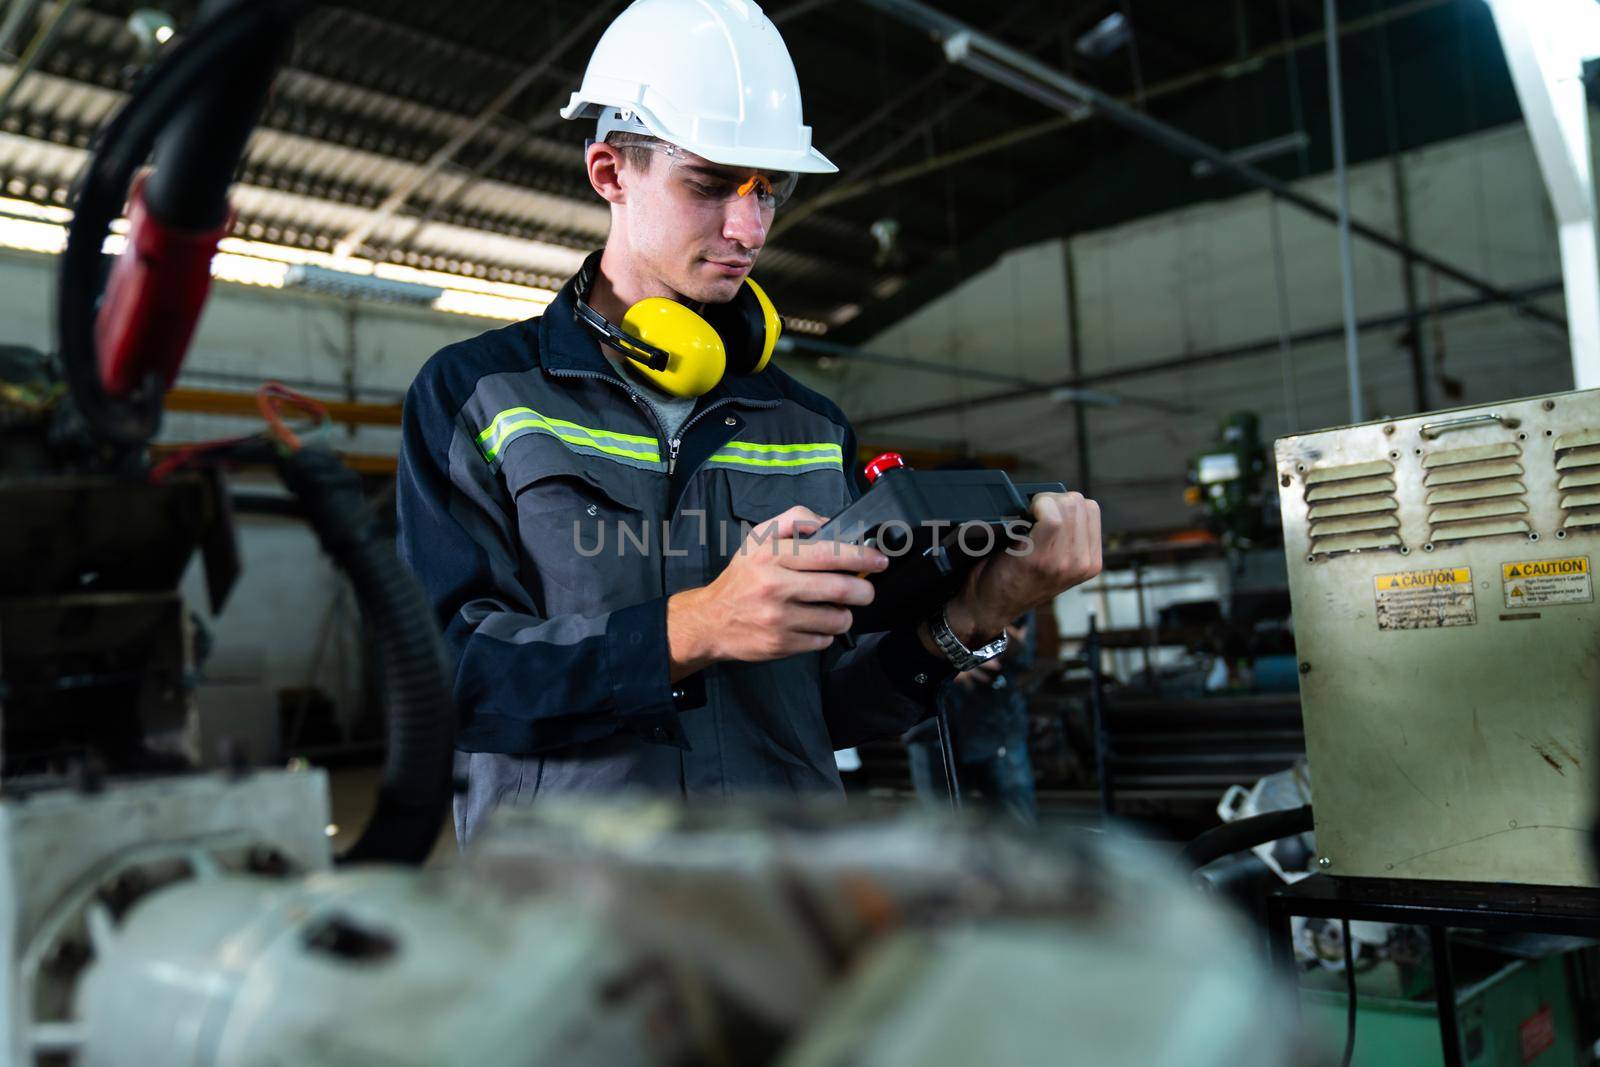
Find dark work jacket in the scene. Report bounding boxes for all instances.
[396,270,953,841]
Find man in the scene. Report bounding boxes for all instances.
[397,0,1102,842]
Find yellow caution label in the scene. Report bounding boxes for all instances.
[1501,556,1592,609]
[1373,567,1471,591]
[1374,567,1476,630]
[1501,557,1588,581]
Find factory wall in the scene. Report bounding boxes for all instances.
[852,120,1572,535]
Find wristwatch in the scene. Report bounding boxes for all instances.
[925,603,1009,672]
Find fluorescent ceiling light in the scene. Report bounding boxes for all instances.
[1075,12,1130,59]
[0,210,555,321]
[285,263,442,305]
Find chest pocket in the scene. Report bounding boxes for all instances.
[507,447,660,614]
[715,468,853,572]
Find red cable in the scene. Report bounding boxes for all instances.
[256,381,329,452]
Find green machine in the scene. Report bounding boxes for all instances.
[1301,951,1588,1066]
[1189,411,1272,548]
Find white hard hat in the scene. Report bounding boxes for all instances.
[561,0,837,175]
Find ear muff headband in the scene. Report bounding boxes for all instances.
[571,250,781,398]
[744,276,781,375]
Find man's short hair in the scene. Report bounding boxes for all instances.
[603,131,662,172]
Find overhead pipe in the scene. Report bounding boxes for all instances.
[1324,0,1363,423]
[853,279,1564,430]
[779,333,1193,414]
[858,0,1566,337]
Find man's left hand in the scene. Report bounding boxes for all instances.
[931,491,1103,650]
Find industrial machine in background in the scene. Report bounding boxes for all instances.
[1188,411,1277,550]
[1256,389,1600,1067]
[1277,389,1598,887]
[0,346,235,778]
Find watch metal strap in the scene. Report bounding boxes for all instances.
[927,605,1009,671]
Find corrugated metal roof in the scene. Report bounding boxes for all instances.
[0,0,1323,328]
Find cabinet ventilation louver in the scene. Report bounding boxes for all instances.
[1554,428,1600,530]
[1421,440,1529,543]
[1303,458,1401,556]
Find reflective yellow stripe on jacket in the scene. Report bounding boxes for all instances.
[707,439,843,473]
[477,406,662,468]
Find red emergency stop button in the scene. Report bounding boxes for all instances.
[863,451,907,484]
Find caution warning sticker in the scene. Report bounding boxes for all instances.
[1374,567,1476,630]
[1501,556,1592,609]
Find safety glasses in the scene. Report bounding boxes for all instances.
[615,139,799,210]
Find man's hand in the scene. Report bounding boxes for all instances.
[668,506,886,681]
[926,491,1102,653]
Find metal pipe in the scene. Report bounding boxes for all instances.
[806,0,1446,222]
[859,0,1565,335]
[1064,240,1092,496]
[770,1,1060,241]
[1429,926,1465,1067]
[1191,131,1311,178]
[0,0,47,59]
[934,706,962,811]
[0,0,82,121]
[780,334,1193,412]
[780,334,1041,388]
[1085,614,1114,818]
[1133,561,1155,690]
[805,0,1447,220]
[1375,8,1430,413]
[1325,0,1363,423]
[1268,199,1301,431]
[853,278,1564,430]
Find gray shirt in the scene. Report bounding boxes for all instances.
[608,352,697,441]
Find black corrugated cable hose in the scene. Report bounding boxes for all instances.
[276,447,454,865]
[1179,805,1314,871]
[56,0,312,450]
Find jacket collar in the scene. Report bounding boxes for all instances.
[538,262,783,405]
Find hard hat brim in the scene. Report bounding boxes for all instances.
[695,144,838,175]
[563,97,838,175]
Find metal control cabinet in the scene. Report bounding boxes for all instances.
[1277,389,1598,887]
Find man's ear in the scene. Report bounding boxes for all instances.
[586,142,626,206]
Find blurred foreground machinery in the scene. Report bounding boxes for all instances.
[0,775,1299,1067]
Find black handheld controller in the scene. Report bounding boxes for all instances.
[801,453,1064,633]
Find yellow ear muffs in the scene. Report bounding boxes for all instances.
[618,297,728,399]
[701,275,782,376]
[571,250,782,399]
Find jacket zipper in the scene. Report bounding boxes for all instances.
[545,367,675,469]
[546,366,778,485]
